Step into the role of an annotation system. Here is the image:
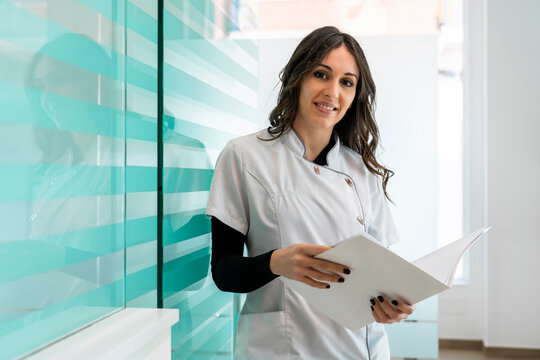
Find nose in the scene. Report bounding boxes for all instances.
[324,79,340,99]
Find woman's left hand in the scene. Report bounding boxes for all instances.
[370,295,415,324]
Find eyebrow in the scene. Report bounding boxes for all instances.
[318,64,358,79]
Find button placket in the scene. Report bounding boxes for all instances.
[343,176,365,229]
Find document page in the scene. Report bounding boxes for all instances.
[412,227,490,285]
[281,228,490,330]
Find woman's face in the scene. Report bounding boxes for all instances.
[294,44,359,133]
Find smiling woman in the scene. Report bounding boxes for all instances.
[206,26,415,359]
[294,45,358,159]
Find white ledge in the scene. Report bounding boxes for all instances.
[28,308,179,360]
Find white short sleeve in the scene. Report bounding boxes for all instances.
[368,181,400,248]
[206,141,250,235]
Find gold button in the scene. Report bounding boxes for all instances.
[357,216,365,225]
[345,178,353,186]
[314,165,320,175]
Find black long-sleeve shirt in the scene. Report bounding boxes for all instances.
[210,136,335,293]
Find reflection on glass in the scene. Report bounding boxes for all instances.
[0,3,125,358]
[162,1,259,358]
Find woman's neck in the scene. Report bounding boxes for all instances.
[292,123,333,162]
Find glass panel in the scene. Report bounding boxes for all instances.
[162,0,258,358]
[124,0,159,308]
[0,0,126,358]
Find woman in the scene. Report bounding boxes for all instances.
[207,26,415,359]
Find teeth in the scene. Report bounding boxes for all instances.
[317,103,335,111]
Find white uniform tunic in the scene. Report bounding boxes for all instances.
[207,128,399,359]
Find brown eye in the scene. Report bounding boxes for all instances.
[342,79,354,87]
[314,71,327,79]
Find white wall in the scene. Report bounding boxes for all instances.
[438,0,488,341]
[439,0,540,349]
[485,0,540,348]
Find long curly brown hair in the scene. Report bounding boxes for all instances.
[267,26,394,200]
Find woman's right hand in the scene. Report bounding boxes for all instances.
[269,244,350,289]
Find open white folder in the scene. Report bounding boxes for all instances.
[281,227,490,330]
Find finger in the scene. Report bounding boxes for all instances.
[372,301,392,324]
[300,275,330,290]
[371,305,382,323]
[304,268,343,283]
[302,244,333,256]
[309,258,351,275]
[391,299,415,315]
[377,296,402,319]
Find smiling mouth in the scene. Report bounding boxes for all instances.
[315,102,337,111]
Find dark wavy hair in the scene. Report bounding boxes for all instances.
[267,26,394,199]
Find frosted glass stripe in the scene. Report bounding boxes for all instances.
[173,302,232,351]
[0,52,123,110]
[0,224,123,283]
[163,63,257,121]
[3,0,125,55]
[126,240,157,275]
[208,0,257,41]
[163,93,258,134]
[0,83,124,137]
[0,250,124,309]
[189,316,231,355]
[129,0,157,20]
[163,191,209,216]
[126,111,157,142]
[0,124,124,166]
[0,2,124,80]
[163,142,213,169]
[0,164,123,201]
[127,28,157,69]
[127,138,158,167]
[163,234,210,263]
[164,46,257,107]
[163,277,209,308]
[126,166,157,193]
[127,1,157,42]
[163,117,250,158]
[127,290,157,307]
[127,83,157,118]
[126,191,157,220]
[0,281,122,347]
[125,265,157,303]
[0,195,124,242]
[162,168,213,193]
[166,40,257,90]
[76,0,125,25]
[126,216,157,247]
[163,5,257,76]
[0,305,118,359]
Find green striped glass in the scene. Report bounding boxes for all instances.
[0,0,126,358]
[162,0,258,358]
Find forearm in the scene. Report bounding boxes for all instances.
[210,217,278,293]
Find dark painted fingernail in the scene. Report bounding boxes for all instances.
[326,285,330,289]
[370,298,376,305]
[377,296,384,303]
[343,268,351,274]
[392,300,399,306]
[371,306,374,311]
[338,277,344,283]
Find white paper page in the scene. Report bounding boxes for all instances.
[281,232,449,330]
[412,227,490,285]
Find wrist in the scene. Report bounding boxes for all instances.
[269,249,281,276]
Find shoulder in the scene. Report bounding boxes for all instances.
[339,144,384,191]
[221,128,280,164]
